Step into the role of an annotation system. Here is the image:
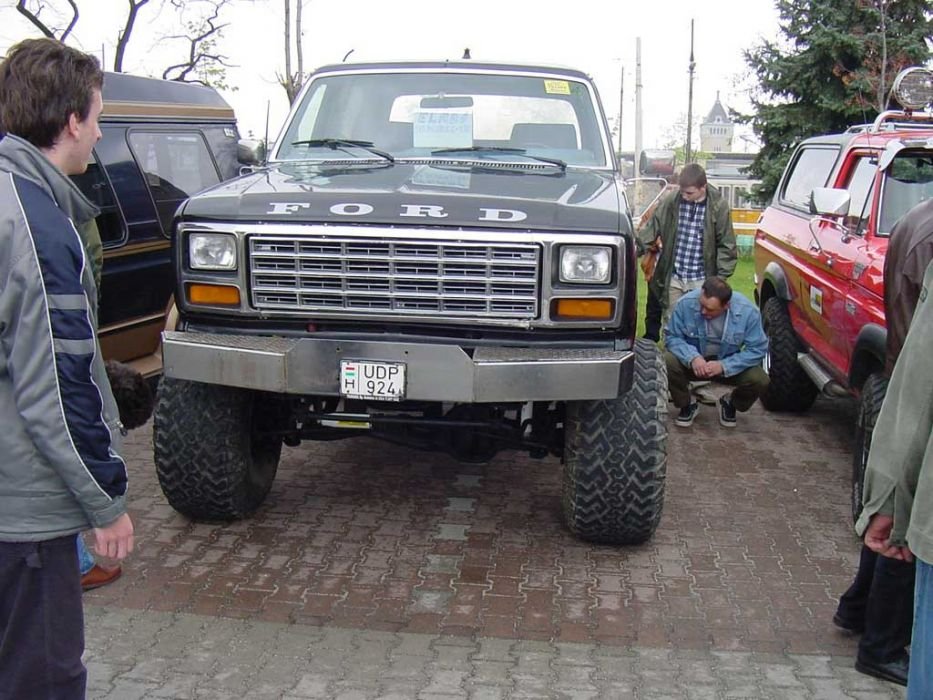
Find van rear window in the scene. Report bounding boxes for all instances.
[128,131,221,235]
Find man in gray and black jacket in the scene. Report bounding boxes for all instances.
[0,39,134,699]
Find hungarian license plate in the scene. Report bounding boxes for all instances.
[339,360,406,401]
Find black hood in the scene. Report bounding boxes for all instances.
[182,161,623,233]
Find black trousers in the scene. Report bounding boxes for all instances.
[643,288,664,342]
[836,544,915,663]
[0,534,86,700]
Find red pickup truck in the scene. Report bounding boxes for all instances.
[753,66,933,520]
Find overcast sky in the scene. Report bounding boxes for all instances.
[1,0,780,151]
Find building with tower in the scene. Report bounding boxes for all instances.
[700,92,734,153]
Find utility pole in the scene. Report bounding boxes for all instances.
[635,38,643,178]
[685,19,696,165]
[617,63,624,159]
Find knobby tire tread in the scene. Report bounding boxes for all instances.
[153,378,282,520]
[760,297,818,413]
[562,338,669,545]
[851,372,888,523]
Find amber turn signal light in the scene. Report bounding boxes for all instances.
[553,298,613,320]
[187,283,240,306]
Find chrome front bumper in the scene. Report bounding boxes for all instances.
[161,331,634,402]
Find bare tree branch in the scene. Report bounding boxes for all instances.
[296,0,303,85]
[114,0,150,73]
[15,0,65,39]
[282,0,293,96]
[60,0,78,40]
[163,52,233,84]
[277,0,307,103]
[160,0,236,89]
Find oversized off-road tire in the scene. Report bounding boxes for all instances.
[760,297,818,413]
[562,338,668,545]
[851,372,888,524]
[153,378,284,520]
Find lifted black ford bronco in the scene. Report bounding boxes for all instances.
[153,61,669,544]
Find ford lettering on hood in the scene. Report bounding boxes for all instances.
[181,161,623,233]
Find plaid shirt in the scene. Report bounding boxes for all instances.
[673,198,707,281]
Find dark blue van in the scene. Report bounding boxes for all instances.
[69,72,244,377]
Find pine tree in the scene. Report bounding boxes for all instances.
[742,0,932,199]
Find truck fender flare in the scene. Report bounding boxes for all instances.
[850,323,886,390]
[759,262,791,305]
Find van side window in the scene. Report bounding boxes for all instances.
[70,152,126,246]
[780,147,839,211]
[128,131,221,235]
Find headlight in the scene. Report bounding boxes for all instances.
[189,233,237,270]
[559,245,611,284]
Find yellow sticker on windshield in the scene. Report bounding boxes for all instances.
[544,80,571,95]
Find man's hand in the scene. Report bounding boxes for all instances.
[691,357,724,379]
[690,356,708,376]
[93,512,135,561]
[704,360,724,378]
[863,514,913,562]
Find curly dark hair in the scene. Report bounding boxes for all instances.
[0,38,103,148]
[105,360,154,431]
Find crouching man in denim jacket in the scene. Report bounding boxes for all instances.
[664,276,769,428]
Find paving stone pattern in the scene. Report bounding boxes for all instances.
[83,395,906,698]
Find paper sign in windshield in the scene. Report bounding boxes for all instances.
[413,111,473,148]
[544,80,571,95]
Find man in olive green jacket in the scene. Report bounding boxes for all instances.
[857,258,933,698]
[636,163,737,333]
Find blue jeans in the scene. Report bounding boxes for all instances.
[76,534,94,576]
[909,557,933,699]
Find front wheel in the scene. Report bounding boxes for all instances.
[851,372,888,524]
[153,378,284,520]
[760,297,818,413]
[562,339,669,545]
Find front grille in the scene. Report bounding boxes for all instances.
[249,236,540,319]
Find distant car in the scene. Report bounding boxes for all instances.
[70,72,247,377]
[753,66,933,520]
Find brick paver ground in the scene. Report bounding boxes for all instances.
[83,394,906,698]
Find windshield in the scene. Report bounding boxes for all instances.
[274,70,609,167]
[879,151,933,235]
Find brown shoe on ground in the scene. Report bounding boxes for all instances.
[81,564,122,591]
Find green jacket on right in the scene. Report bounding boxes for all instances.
[856,259,933,565]
[636,183,737,310]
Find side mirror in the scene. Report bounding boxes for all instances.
[624,177,675,228]
[809,187,850,217]
[237,138,266,166]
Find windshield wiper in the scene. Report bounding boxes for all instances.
[431,146,525,155]
[429,146,566,170]
[290,138,394,163]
